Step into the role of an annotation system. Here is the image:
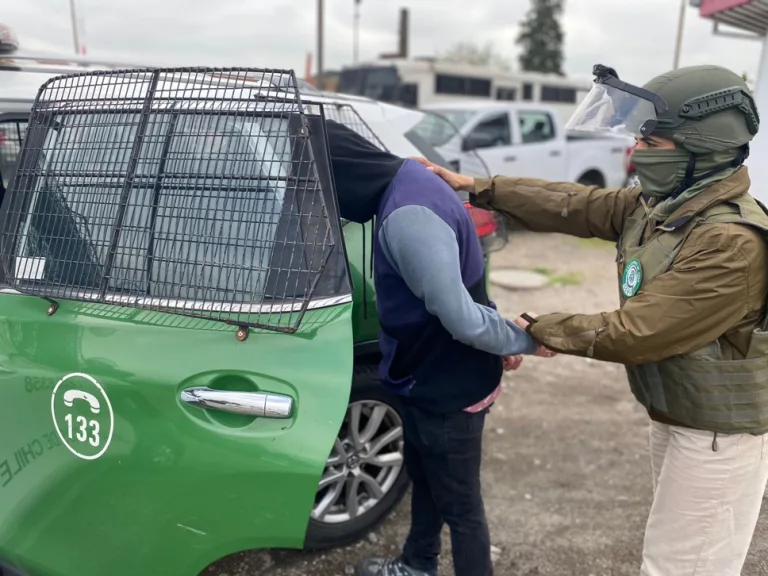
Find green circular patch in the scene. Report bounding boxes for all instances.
[621,258,643,298]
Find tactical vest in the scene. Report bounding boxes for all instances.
[617,193,768,434]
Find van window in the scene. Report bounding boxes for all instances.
[522,83,534,101]
[399,83,419,107]
[339,66,401,103]
[435,75,491,98]
[518,110,555,144]
[541,85,577,104]
[495,87,517,101]
[361,67,400,101]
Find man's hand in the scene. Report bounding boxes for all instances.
[514,312,558,358]
[502,355,523,371]
[535,346,557,358]
[411,157,475,192]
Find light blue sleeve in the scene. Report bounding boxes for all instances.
[379,205,538,356]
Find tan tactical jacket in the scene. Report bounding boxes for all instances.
[472,168,768,369]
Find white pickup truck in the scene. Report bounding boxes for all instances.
[416,101,633,188]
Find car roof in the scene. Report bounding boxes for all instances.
[0,59,428,159]
[12,68,391,111]
[0,98,34,114]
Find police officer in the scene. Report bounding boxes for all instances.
[415,64,768,576]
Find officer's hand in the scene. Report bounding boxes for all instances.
[503,355,524,371]
[411,157,475,192]
[514,313,557,358]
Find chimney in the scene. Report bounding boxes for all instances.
[305,52,315,86]
[398,8,409,58]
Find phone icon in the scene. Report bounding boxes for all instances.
[63,389,101,414]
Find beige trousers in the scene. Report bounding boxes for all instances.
[640,421,768,576]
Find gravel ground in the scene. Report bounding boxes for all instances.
[205,231,768,576]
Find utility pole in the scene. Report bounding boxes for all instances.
[353,0,361,64]
[673,0,686,69]
[317,0,325,90]
[69,0,82,55]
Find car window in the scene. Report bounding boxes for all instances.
[425,109,476,131]
[0,119,28,191]
[467,113,511,148]
[12,111,342,305]
[410,111,471,147]
[407,112,490,178]
[403,129,451,168]
[518,110,556,144]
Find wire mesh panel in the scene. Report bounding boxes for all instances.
[0,68,349,333]
[0,119,27,190]
[303,101,387,151]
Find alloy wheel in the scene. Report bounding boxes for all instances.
[311,400,404,524]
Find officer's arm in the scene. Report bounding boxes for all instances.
[471,177,642,242]
[526,225,754,365]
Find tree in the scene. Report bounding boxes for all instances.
[516,0,565,76]
[440,41,512,71]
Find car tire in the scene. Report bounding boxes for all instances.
[303,364,410,551]
[577,171,605,188]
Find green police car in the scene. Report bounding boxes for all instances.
[0,67,503,576]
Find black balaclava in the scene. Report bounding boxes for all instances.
[324,120,405,223]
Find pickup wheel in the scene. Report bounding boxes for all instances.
[304,364,410,550]
[577,170,605,188]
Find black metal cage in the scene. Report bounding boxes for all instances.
[0,67,350,333]
[304,100,388,151]
[0,118,27,192]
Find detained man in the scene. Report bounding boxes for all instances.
[324,120,555,576]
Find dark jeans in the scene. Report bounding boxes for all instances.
[400,402,492,576]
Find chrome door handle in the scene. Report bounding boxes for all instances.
[504,155,516,162]
[180,387,293,419]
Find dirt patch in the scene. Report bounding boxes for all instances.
[205,232,768,576]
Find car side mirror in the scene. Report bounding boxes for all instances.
[462,132,496,152]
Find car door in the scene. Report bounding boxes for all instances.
[508,109,567,180]
[0,70,355,576]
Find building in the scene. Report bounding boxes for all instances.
[695,0,768,35]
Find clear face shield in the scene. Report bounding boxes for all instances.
[565,64,671,140]
[565,83,658,138]
[568,63,760,144]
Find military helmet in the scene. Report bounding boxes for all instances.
[566,63,760,153]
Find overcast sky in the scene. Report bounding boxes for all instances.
[1,0,764,87]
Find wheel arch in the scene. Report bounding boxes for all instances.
[576,168,606,188]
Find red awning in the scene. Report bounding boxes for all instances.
[698,0,768,34]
